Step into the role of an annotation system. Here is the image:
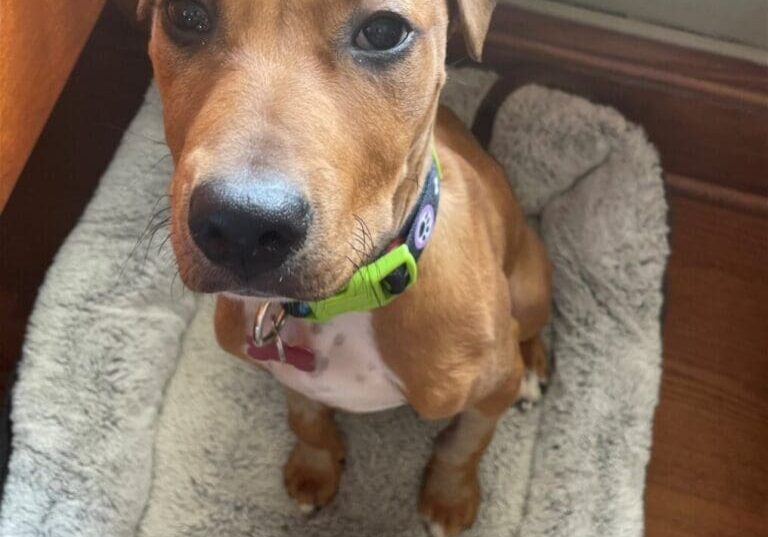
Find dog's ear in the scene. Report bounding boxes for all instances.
[452,0,497,62]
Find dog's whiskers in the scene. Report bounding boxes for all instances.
[143,216,172,265]
[118,193,173,278]
[350,214,383,306]
[149,152,173,173]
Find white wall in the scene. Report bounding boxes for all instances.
[504,0,768,62]
[552,0,767,49]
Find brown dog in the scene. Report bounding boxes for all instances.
[138,1,551,535]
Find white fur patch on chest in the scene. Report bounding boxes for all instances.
[241,302,406,413]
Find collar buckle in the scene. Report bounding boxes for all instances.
[381,263,411,295]
[295,244,418,323]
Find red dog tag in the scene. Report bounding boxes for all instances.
[246,336,316,373]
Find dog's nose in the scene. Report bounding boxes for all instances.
[188,174,310,275]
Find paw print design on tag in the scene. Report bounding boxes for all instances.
[414,204,435,250]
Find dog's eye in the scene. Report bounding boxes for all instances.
[354,15,411,51]
[167,0,212,35]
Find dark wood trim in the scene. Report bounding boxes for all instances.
[0,2,153,394]
[667,174,768,218]
[0,0,106,212]
[486,6,767,101]
[0,366,15,505]
[466,5,768,203]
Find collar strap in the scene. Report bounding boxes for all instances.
[285,148,442,322]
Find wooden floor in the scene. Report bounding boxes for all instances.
[646,190,768,537]
[0,3,766,535]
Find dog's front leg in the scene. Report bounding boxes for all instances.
[419,367,523,537]
[283,389,345,513]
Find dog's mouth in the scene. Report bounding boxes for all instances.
[219,243,384,303]
[174,232,377,303]
[222,277,341,303]
[179,261,342,303]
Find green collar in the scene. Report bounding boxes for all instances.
[284,149,442,322]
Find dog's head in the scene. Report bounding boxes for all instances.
[140,0,495,299]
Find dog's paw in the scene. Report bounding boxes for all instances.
[424,519,449,537]
[522,334,551,379]
[419,464,480,537]
[517,334,552,411]
[420,493,479,537]
[283,442,343,512]
[516,369,544,410]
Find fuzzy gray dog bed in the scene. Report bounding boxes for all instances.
[0,68,669,537]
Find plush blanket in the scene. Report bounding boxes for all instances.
[0,68,669,537]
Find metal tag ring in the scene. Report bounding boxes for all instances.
[252,302,287,347]
[274,334,287,364]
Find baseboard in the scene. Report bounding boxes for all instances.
[667,174,768,218]
[466,5,768,208]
